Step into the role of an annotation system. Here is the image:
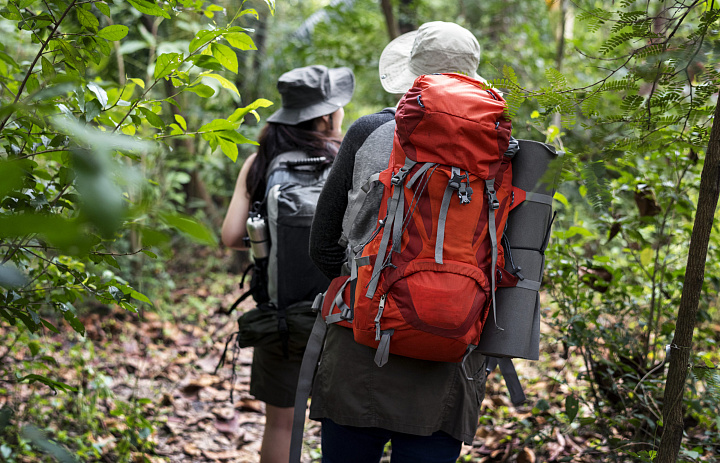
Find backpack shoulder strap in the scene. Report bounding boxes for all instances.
[289,294,327,463]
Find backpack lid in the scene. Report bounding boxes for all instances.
[395,73,512,178]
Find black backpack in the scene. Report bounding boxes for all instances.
[220,151,332,366]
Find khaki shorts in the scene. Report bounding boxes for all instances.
[249,340,305,408]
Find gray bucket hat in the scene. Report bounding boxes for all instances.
[378,21,487,94]
[266,65,355,125]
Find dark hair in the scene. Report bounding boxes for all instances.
[246,119,340,204]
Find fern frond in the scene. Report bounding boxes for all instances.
[599,31,641,55]
[580,93,602,117]
[580,161,613,213]
[545,68,569,90]
[600,78,639,92]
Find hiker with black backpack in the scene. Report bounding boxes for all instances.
[299,22,495,463]
[221,65,355,463]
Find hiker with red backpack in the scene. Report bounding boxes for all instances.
[221,65,355,463]
[302,22,500,463]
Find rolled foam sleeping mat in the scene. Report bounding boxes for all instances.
[477,139,561,360]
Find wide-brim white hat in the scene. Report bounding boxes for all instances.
[378,21,487,95]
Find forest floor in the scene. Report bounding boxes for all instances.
[0,246,674,463]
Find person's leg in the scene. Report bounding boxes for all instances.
[389,430,463,463]
[321,419,389,463]
[259,404,294,463]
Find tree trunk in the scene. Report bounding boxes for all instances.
[655,100,720,462]
[398,0,417,34]
[552,0,567,131]
[379,0,399,41]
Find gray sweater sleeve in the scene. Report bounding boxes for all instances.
[310,110,396,280]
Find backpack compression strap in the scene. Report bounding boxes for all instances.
[364,158,416,298]
[485,179,502,331]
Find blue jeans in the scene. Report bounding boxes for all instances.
[321,419,463,463]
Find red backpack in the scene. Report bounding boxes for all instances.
[324,73,519,368]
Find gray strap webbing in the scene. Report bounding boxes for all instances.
[365,183,402,297]
[354,255,371,268]
[485,179,502,331]
[406,163,435,189]
[515,278,542,292]
[390,185,405,253]
[435,173,457,264]
[362,172,381,193]
[486,357,527,405]
[324,278,353,324]
[365,159,415,298]
[289,311,328,463]
[461,344,478,380]
[524,192,554,206]
[374,329,394,367]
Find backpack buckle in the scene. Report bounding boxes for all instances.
[449,171,473,204]
[485,179,500,210]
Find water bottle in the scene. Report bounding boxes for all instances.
[246,214,270,260]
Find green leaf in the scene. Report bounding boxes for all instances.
[185,83,215,98]
[97,25,129,41]
[0,159,25,199]
[160,212,217,245]
[204,73,240,97]
[553,191,569,208]
[21,425,79,463]
[566,226,594,238]
[130,290,153,306]
[87,82,108,109]
[76,8,99,31]
[565,395,579,423]
[128,77,145,89]
[218,137,238,162]
[96,2,111,17]
[232,8,259,22]
[225,32,257,51]
[41,56,55,81]
[138,106,165,129]
[108,286,124,303]
[0,264,27,289]
[59,303,85,336]
[228,98,273,123]
[142,249,158,259]
[0,213,89,254]
[218,129,258,146]
[204,4,225,18]
[639,248,654,267]
[189,29,223,53]
[127,0,170,19]
[263,0,275,14]
[175,114,187,131]
[200,118,237,132]
[154,53,183,80]
[41,319,60,333]
[211,43,238,74]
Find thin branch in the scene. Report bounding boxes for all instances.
[0,0,78,133]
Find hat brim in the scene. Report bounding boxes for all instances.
[378,30,483,95]
[266,67,355,125]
